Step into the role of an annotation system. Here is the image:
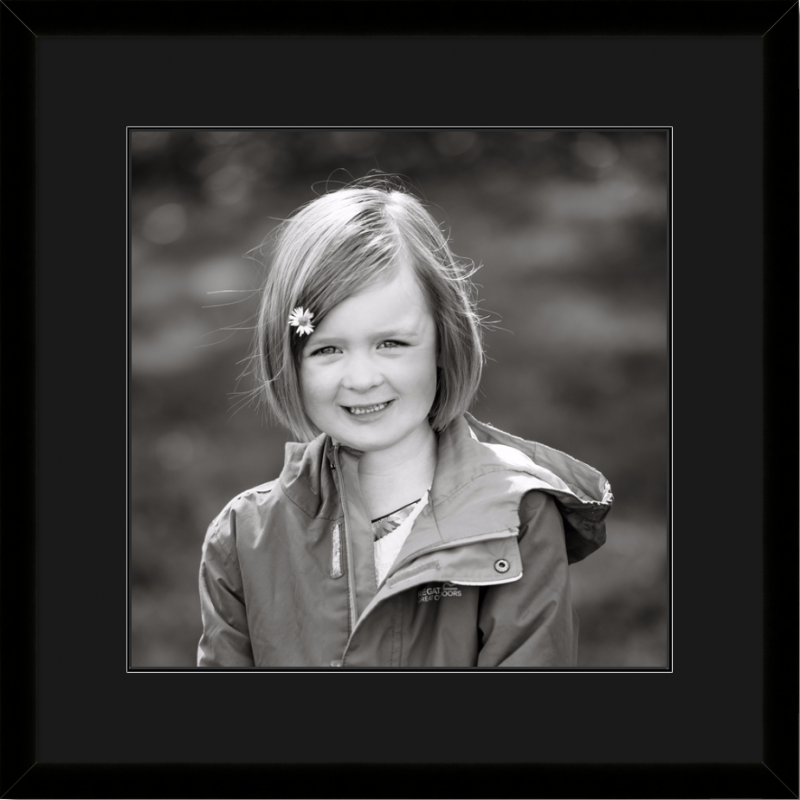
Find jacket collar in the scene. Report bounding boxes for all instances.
[278,413,612,563]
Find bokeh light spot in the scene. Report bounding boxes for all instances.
[142,203,187,245]
[574,132,619,170]
[206,164,250,206]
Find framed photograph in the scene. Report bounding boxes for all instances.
[2,1,796,797]
[129,127,669,674]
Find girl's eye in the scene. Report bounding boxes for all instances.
[309,341,405,356]
[310,346,339,356]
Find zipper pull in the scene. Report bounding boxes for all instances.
[330,522,343,578]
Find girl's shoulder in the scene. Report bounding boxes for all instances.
[223,478,280,510]
[477,439,537,473]
[201,479,281,569]
[206,479,280,540]
[462,413,612,563]
[465,412,612,505]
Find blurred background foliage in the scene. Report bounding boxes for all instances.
[131,129,668,668]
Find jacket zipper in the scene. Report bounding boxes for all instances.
[332,444,357,636]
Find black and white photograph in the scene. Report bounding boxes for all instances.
[7,7,790,793]
[129,128,670,669]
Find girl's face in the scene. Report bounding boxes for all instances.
[299,263,438,458]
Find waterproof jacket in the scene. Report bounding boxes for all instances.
[197,413,612,668]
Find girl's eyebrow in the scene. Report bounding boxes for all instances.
[372,329,420,339]
[309,329,420,345]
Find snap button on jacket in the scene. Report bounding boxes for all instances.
[197,413,613,668]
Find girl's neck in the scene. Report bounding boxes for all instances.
[357,425,437,521]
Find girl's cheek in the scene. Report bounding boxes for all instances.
[306,363,339,393]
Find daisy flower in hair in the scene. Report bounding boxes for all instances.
[288,306,314,336]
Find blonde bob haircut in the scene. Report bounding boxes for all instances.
[253,177,485,441]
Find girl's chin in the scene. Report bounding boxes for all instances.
[332,422,403,453]
[332,423,433,456]
[335,431,396,452]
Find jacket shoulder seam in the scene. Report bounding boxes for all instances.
[232,480,278,501]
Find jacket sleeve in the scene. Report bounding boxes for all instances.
[197,504,256,667]
[476,490,578,667]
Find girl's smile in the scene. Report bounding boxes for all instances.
[299,262,438,463]
[344,400,392,417]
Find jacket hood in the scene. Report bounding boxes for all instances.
[278,412,612,564]
[463,412,612,562]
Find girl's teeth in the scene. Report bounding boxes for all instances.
[348,402,388,415]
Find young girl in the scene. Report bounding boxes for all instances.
[197,178,612,668]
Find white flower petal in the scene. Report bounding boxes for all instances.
[288,306,314,335]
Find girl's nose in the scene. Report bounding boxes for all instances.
[341,354,383,392]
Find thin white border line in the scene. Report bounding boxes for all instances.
[667,126,675,673]
[126,126,674,675]
[127,126,673,129]
[126,129,130,672]
[129,669,670,674]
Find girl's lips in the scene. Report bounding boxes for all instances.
[342,400,393,417]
